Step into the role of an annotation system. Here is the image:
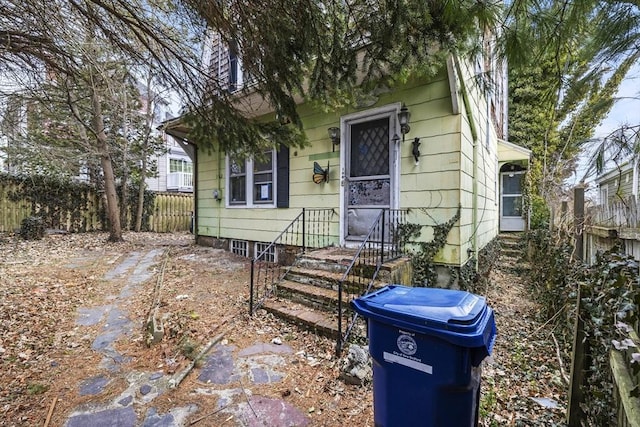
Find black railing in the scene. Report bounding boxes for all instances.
[336,208,408,355]
[249,208,335,315]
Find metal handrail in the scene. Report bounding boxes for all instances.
[336,208,408,355]
[249,208,335,314]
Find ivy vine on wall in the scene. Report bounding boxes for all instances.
[525,229,640,426]
[397,206,461,287]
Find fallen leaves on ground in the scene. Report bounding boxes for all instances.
[0,231,568,426]
[480,267,568,426]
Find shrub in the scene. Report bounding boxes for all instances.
[19,216,45,240]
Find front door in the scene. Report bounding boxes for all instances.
[500,171,526,231]
[343,111,397,241]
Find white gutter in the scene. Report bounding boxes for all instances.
[453,55,479,271]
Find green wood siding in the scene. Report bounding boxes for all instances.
[195,65,501,268]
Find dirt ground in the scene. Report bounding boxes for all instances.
[0,232,567,426]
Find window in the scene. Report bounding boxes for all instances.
[255,242,276,263]
[253,152,273,203]
[228,47,242,93]
[227,146,289,208]
[170,158,192,174]
[600,186,609,208]
[229,155,247,204]
[231,240,248,257]
[228,150,277,206]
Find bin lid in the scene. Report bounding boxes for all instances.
[351,285,496,352]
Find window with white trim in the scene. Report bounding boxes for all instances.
[600,186,609,208]
[255,242,276,263]
[231,240,248,257]
[229,155,247,204]
[228,46,243,93]
[227,150,275,206]
[170,158,192,174]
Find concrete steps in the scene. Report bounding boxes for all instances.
[263,247,411,340]
[262,299,344,339]
[497,233,529,273]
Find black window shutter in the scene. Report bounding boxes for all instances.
[276,145,290,208]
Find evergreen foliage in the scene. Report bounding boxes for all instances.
[506,1,640,222]
[19,216,45,240]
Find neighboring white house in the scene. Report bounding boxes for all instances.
[596,158,639,209]
[146,131,194,193]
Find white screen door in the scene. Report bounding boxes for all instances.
[500,171,525,231]
[344,116,393,240]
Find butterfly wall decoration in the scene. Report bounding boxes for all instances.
[313,161,329,184]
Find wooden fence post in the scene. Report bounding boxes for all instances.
[574,186,584,262]
[568,185,587,426]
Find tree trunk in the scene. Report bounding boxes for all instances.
[135,155,147,232]
[91,83,122,242]
[120,88,129,231]
[120,142,129,231]
[135,73,154,233]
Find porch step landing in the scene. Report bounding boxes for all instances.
[262,300,343,339]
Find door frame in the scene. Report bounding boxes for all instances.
[499,170,526,232]
[338,103,402,245]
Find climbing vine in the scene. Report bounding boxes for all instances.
[397,206,461,287]
[457,236,501,293]
[526,229,640,426]
[580,248,640,425]
[1,173,156,232]
[3,173,96,231]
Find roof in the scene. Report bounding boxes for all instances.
[160,117,191,142]
[498,139,531,164]
[595,158,635,184]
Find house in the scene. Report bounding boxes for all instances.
[165,31,531,286]
[145,130,194,193]
[141,86,193,194]
[585,158,640,265]
[596,158,639,210]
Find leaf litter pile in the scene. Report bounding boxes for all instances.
[0,232,566,426]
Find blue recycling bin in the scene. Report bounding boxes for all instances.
[351,285,496,427]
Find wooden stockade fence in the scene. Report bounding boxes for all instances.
[0,182,31,233]
[148,192,193,233]
[0,183,193,234]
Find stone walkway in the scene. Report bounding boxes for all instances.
[63,249,310,427]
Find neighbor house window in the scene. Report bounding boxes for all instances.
[227,146,289,208]
[170,158,192,174]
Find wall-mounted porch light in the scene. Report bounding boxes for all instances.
[397,103,419,164]
[328,126,340,152]
[398,104,411,142]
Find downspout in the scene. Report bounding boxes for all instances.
[217,149,222,239]
[193,146,198,240]
[633,157,639,203]
[453,56,479,272]
[216,33,223,240]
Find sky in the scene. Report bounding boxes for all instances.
[566,64,640,190]
[594,65,640,138]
